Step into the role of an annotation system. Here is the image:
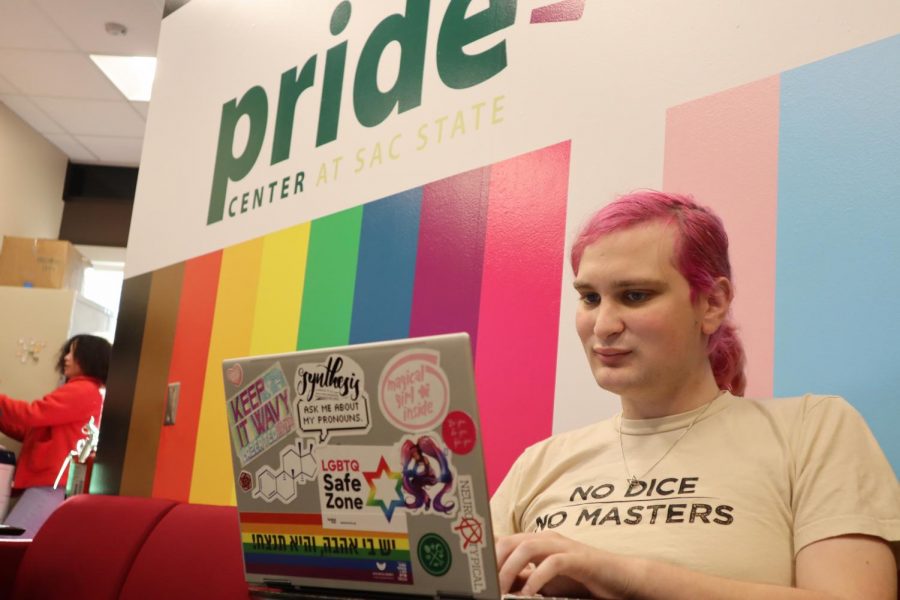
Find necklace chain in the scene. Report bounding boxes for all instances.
[617,398,715,490]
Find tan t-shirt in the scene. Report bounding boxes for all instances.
[490,393,900,586]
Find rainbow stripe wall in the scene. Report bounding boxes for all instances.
[664,35,900,471]
[96,142,570,504]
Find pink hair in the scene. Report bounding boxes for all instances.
[571,190,746,395]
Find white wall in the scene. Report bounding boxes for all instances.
[130,0,900,432]
[0,101,67,239]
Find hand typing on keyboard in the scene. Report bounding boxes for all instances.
[495,531,639,599]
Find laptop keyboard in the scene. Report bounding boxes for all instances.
[250,588,580,600]
[504,595,581,600]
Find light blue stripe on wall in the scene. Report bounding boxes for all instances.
[349,188,422,344]
[775,34,900,473]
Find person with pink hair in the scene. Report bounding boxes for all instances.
[491,191,899,599]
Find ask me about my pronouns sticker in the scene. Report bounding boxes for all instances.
[295,354,371,443]
[378,349,450,433]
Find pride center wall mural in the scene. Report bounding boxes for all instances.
[95,1,900,503]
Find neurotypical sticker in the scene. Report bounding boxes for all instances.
[398,434,458,518]
[379,349,450,433]
[452,475,487,593]
[295,355,371,442]
[441,410,477,455]
[252,438,318,503]
[227,363,294,466]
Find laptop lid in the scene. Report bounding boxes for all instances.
[222,333,501,600]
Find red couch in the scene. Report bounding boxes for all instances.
[0,494,249,600]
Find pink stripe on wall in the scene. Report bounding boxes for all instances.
[476,142,570,493]
[409,168,490,346]
[663,76,780,397]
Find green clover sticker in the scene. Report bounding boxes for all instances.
[417,533,452,577]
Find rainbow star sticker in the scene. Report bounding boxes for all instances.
[364,456,404,522]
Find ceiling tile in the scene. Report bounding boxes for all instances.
[0,94,63,133]
[131,100,149,118]
[31,97,147,136]
[0,49,122,99]
[0,0,75,51]
[35,0,164,56]
[43,132,97,162]
[76,135,143,166]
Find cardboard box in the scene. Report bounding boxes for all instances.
[0,237,90,290]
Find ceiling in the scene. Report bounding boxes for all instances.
[0,0,185,168]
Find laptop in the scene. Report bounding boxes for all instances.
[222,333,502,600]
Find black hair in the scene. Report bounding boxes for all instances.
[56,334,112,384]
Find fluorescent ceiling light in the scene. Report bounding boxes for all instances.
[90,55,157,102]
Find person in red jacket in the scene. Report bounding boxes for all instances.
[0,334,111,537]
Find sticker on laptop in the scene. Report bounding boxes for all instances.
[225,362,244,387]
[417,533,452,577]
[239,470,253,492]
[252,437,318,503]
[452,475,488,593]
[398,434,458,519]
[317,444,408,533]
[295,355,371,443]
[240,517,413,585]
[227,362,294,466]
[441,410,477,455]
[378,349,450,433]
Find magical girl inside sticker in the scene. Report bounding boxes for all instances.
[378,349,450,433]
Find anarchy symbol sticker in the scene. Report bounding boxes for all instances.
[453,516,484,549]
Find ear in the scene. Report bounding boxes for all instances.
[699,276,733,336]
